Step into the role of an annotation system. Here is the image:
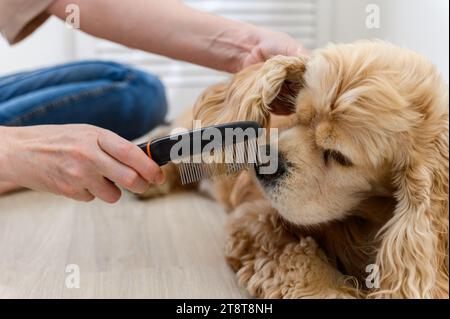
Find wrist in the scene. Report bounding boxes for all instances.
[0,126,18,182]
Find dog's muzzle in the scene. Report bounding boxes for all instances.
[255,150,290,188]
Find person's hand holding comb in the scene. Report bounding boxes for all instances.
[0,124,164,203]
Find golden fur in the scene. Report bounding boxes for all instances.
[142,41,449,298]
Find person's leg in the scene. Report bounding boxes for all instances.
[0,60,168,140]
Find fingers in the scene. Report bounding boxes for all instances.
[64,182,120,204]
[60,173,122,203]
[97,130,165,184]
[59,174,121,204]
[0,181,22,195]
[94,151,150,194]
[66,188,95,202]
[86,177,122,204]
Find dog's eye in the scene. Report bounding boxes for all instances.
[323,149,352,167]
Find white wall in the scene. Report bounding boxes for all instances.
[0,17,73,75]
[384,0,449,83]
[331,0,389,42]
[332,0,449,83]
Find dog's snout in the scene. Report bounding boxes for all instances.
[256,150,290,187]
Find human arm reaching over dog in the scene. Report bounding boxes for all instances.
[47,0,305,72]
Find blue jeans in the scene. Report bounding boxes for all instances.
[0,61,167,140]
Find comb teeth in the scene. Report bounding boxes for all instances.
[177,162,226,185]
[178,162,255,185]
[176,138,260,185]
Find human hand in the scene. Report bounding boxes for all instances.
[238,28,308,71]
[0,125,164,203]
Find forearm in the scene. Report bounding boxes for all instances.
[48,0,260,72]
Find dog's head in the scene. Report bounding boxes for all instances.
[194,41,449,298]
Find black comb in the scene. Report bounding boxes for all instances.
[138,121,262,184]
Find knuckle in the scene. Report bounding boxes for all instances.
[59,184,78,198]
[142,162,159,181]
[143,161,155,173]
[66,166,85,180]
[122,171,140,189]
[80,124,100,135]
[79,124,92,130]
[71,147,96,166]
[85,128,101,139]
[70,147,89,161]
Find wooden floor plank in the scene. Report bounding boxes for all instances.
[0,190,247,298]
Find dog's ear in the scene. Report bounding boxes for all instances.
[372,128,449,298]
[194,55,308,128]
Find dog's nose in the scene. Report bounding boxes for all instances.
[256,147,288,187]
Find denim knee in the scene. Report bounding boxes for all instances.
[124,68,168,139]
[0,60,168,140]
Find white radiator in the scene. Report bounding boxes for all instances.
[74,0,333,120]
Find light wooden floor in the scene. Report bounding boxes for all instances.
[0,190,248,298]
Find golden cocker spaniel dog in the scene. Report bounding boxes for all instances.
[142,41,449,298]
